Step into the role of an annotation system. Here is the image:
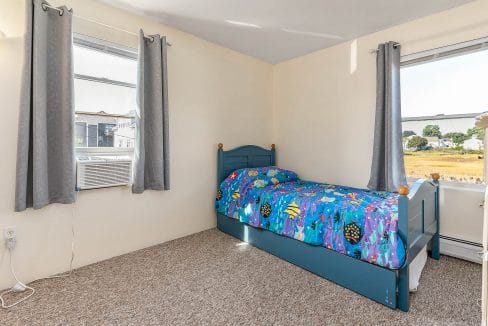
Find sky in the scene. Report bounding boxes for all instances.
[401,48,488,118]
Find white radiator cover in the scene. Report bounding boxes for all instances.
[76,156,133,190]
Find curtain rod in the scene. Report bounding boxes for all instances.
[400,34,488,59]
[41,3,172,46]
[370,34,488,55]
[369,42,400,54]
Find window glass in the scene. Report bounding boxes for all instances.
[73,46,137,84]
[98,123,116,147]
[75,122,87,147]
[74,79,136,116]
[87,124,98,147]
[73,41,137,150]
[401,48,488,184]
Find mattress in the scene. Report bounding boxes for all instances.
[216,167,406,269]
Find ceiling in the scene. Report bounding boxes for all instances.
[101,0,473,63]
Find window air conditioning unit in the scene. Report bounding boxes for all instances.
[76,156,133,190]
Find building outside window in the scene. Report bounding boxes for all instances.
[400,40,488,184]
[74,112,135,148]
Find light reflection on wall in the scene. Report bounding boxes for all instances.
[350,39,358,74]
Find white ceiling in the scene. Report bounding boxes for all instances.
[101,0,473,63]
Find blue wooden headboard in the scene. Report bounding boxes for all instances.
[217,143,276,185]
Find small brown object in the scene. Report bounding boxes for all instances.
[218,143,223,149]
[271,144,276,149]
[398,185,410,196]
[431,173,440,181]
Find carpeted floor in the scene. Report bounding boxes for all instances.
[0,229,481,325]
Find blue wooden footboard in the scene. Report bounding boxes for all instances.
[397,176,440,311]
[215,143,439,312]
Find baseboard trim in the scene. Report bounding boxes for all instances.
[440,236,482,264]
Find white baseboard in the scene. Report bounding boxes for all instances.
[440,237,482,264]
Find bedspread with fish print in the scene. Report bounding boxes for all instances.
[215,167,406,269]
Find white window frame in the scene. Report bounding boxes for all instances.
[73,33,137,157]
[401,37,488,188]
[401,36,488,66]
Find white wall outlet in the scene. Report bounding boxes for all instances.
[4,226,17,240]
[3,226,17,250]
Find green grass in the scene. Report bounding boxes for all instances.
[404,150,484,183]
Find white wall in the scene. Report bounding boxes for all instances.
[0,0,273,290]
[273,1,488,244]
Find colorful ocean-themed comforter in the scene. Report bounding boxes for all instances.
[215,167,406,269]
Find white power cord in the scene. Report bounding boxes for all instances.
[0,191,77,309]
[0,249,35,308]
[42,213,76,280]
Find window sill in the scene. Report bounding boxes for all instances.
[407,177,485,192]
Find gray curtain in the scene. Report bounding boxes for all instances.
[15,0,75,211]
[132,30,170,193]
[367,41,407,192]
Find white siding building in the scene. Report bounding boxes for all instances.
[402,112,483,136]
[463,136,483,150]
[75,111,135,148]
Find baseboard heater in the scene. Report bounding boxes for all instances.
[440,235,482,264]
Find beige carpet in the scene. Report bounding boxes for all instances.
[0,229,481,325]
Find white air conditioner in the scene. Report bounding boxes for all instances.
[76,156,133,190]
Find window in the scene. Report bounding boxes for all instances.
[88,124,98,147]
[98,123,116,147]
[401,39,488,184]
[73,34,137,154]
[75,122,87,147]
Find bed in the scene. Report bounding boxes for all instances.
[215,143,440,312]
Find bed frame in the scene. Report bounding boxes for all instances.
[216,143,440,312]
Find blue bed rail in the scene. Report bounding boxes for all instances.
[397,176,440,311]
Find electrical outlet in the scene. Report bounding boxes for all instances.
[3,226,17,240]
[3,226,17,250]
